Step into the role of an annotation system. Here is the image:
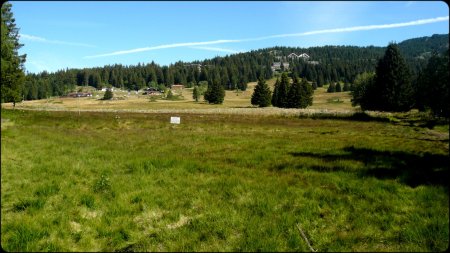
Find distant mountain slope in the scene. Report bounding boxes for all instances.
[397,34,449,58]
[203,33,448,72]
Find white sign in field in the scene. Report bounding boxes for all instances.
[170,116,181,124]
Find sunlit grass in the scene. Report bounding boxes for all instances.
[1,81,356,113]
[1,109,448,251]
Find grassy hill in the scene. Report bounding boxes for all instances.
[3,78,355,113]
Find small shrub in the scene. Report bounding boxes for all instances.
[130,195,143,204]
[103,89,113,100]
[93,174,111,194]
[80,194,96,209]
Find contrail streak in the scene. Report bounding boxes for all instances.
[84,16,449,58]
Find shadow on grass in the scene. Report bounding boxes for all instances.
[298,112,391,123]
[299,111,450,129]
[288,146,448,188]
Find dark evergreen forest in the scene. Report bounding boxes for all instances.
[22,34,448,101]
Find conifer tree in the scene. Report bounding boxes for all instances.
[103,89,113,100]
[335,82,342,92]
[287,76,302,108]
[300,78,314,108]
[251,76,272,107]
[1,2,26,107]
[374,43,413,111]
[204,79,225,104]
[277,72,290,108]
[416,50,449,117]
[192,85,200,102]
[327,83,336,93]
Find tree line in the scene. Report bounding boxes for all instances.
[351,43,448,117]
[18,33,448,102]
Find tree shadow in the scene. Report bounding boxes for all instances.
[288,146,448,188]
[298,112,391,123]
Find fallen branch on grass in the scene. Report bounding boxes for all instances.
[296,223,317,252]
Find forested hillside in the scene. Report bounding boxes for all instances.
[22,34,448,101]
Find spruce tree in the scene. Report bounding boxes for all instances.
[251,76,272,107]
[343,82,350,92]
[193,85,200,102]
[287,76,302,108]
[1,2,26,107]
[335,82,342,92]
[327,83,336,93]
[416,50,449,117]
[103,89,113,100]
[300,78,314,108]
[204,79,225,104]
[277,72,290,108]
[374,43,413,111]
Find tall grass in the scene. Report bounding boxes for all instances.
[1,109,448,251]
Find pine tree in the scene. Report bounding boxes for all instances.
[335,82,342,92]
[251,76,272,107]
[287,76,302,108]
[317,73,324,87]
[204,79,225,104]
[192,85,200,102]
[103,89,113,100]
[416,50,449,117]
[277,72,290,108]
[300,78,314,108]
[1,2,26,107]
[374,43,414,111]
[327,83,336,93]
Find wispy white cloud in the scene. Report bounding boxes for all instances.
[84,16,449,58]
[244,16,449,40]
[20,33,96,48]
[83,39,240,59]
[190,46,243,54]
[28,60,51,73]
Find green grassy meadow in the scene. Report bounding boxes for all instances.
[1,108,448,252]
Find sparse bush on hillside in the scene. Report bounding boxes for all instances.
[351,72,376,109]
[103,89,113,100]
[167,90,174,100]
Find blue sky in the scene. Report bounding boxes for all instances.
[11,1,449,73]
